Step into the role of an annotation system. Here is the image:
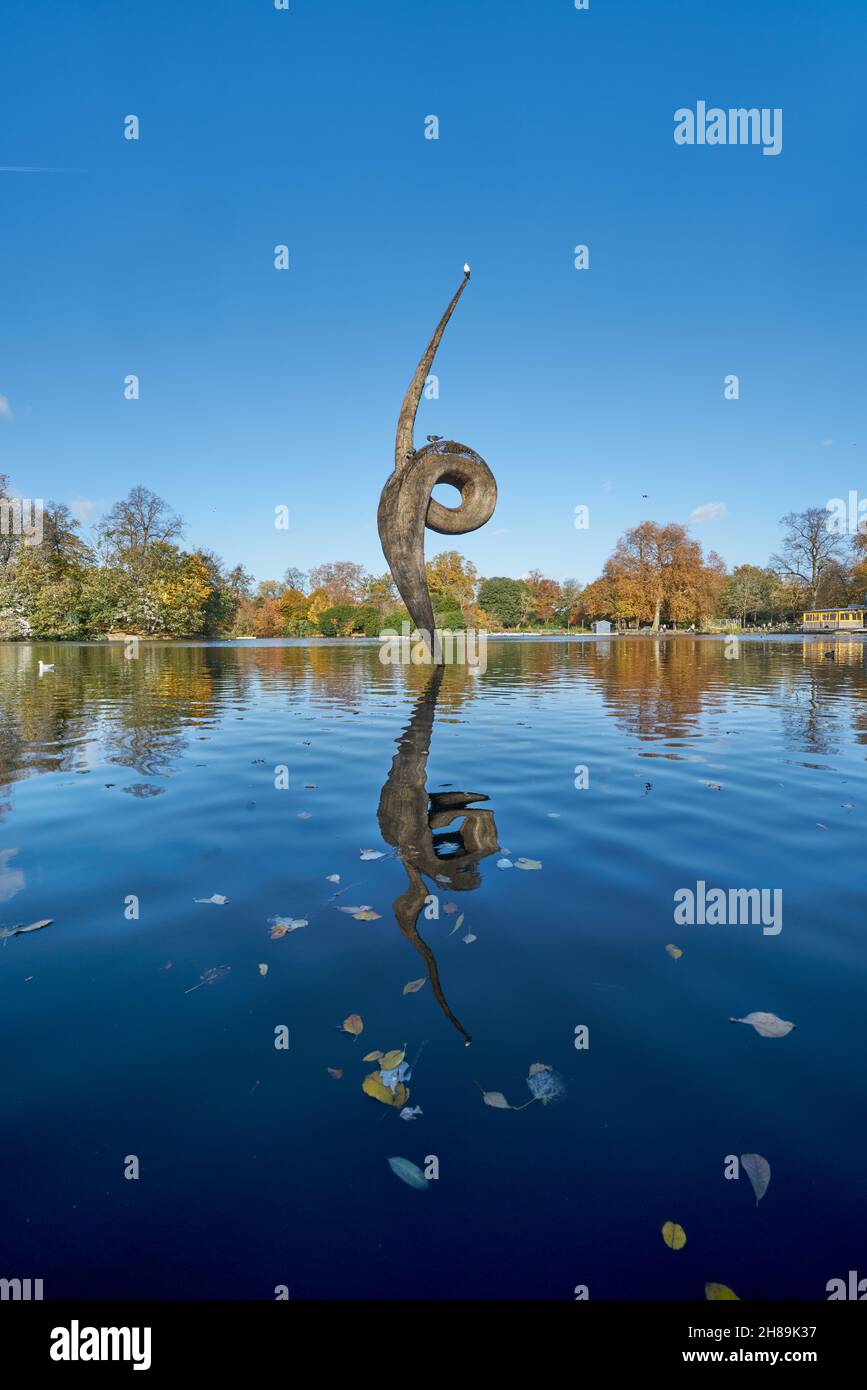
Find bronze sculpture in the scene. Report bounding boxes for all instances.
[377,269,497,654]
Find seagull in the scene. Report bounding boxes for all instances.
[463,263,471,276]
[38,661,54,676]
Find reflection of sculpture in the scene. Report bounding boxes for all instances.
[377,270,497,648]
[377,666,499,1044]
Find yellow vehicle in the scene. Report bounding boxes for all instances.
[800,607,866,632]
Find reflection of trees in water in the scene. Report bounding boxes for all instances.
[3,638,867,818]
[577,640,719,746]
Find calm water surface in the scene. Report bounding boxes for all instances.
[1,636,865,1299]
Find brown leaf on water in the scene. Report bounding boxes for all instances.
[403,978,426,995]
[327,1067,343,1080]
[353,909,382,921]
[362,1050,383,1063]
[443,902,459,915]
[342,1013,364,1037]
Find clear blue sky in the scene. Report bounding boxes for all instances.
[1,0,864,586]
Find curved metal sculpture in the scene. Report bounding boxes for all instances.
[378,269,497,649]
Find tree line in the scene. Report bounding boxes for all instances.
[1,477,864,640]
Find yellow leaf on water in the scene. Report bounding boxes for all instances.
[353,910,382,921]
[381,1049,406,1070]
[403,978,426,995]
[662,1221,687,1250]
[515,858,543,870]
[362,1070,410,1108]
[665,944,683,960]
[342,1014,364,1037]
[705,1283,740,1300]
[362,1050,383,1062]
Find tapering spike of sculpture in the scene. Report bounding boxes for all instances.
[378,269,497,654]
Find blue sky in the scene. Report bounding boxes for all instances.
[1,0,864,586]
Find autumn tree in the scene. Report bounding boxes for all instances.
[599,521,726,630]
[96,486,184,560]
[283,566,308,593]
[425,550,478,613]
[363,571,398,617]
[524,570,562,627]
[770,508,848,609]
[308,561,369,606]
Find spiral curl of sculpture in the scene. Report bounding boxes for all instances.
[377,270,497,656]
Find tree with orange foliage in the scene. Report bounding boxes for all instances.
[588,521,727,630]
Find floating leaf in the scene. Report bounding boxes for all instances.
[729,1012,795,1038]
[665,944,683,960]
[448,913,465,937]
[399,1106,423,1120]
[362,1050,383,1063]
[194,894,228,905]
[443,902,459,915]
[741,1153,771,1206]
[337,904,372,915]
[0,918,54,940]
[528,1062,550,1077]
[481,1090,512,1110]
[359,849,385,861]
[185,965,231,994]
[662,1221,687,1250]
[326,874,340,884]
[258,963,269,976]
[327,1067,343,1080]
[705,1283,740,1301]
[362,1071,409,1107]
[381,1048,406,1070]
[515,858,542,871]
[353,909,382,921]
[270,918,308,939]
[496,858,513,870]
[403,978,426,994]
[463,933,477,944]
[387,1156,428,1190]
[342,1013,364,1037]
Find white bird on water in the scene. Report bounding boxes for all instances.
[463,263,471,276]
[38,661,54,676]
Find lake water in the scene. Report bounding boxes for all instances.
[1,636,865,1301]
